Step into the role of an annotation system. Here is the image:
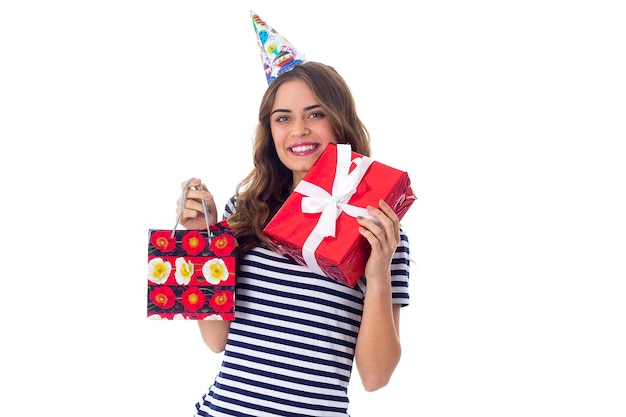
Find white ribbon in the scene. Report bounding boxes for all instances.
[293,144,375,276]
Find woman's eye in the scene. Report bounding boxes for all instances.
[309,112,325,119]
[275,115,289,123]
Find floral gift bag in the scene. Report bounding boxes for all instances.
[147,179,237,320]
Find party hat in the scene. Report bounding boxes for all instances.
[250,10,307,84]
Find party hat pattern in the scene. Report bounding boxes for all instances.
[251,10,307,84]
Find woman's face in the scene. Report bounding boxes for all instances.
[270,79,338,186]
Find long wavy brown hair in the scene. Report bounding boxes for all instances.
[228,62,371,262]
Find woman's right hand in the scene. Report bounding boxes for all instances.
[176,178,218,229]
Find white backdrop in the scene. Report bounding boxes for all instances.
[1,1,625,416]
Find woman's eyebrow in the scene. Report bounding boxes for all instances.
[270,108,290,116]
[270,104,321,116]
[303,104,321,111]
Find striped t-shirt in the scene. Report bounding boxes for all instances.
[194,197,411,417]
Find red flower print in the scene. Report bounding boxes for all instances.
[181,287,206,312]
[150,286,176,309]
[182,231,207,256]
[150,230,177,253]
[210,233,236,256]
[209,290,235,313]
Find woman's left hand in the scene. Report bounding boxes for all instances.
[356,199,400,284]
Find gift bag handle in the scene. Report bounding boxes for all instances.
[171,177,211,239]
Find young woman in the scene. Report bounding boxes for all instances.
[178,62,411,416]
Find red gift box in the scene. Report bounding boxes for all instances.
[147,219,237,320]
[263,143,416,287]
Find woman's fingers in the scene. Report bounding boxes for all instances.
[360,201,399,240]
[357,200,401,281]
[176,178,219,228]
[377,200,400,243]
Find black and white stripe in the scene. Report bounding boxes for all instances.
[194,197,410,416]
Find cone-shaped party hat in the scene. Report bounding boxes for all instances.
[250,10,307,84]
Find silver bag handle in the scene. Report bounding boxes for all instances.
[171,177,211,238]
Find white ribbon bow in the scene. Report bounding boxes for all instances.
[293,144,374,276]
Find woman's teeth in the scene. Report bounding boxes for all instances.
[291,144,316,153]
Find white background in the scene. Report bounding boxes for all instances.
[1,1,625,416]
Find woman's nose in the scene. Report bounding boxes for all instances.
[291,119,310,137]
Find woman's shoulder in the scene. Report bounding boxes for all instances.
[222,195,237,220]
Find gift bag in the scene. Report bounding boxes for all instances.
[147,178,237,320]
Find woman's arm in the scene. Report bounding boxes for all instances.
[354,278,402,391]
[354,200,403,391]
[197,321,231,353]
[177,178,230,352]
